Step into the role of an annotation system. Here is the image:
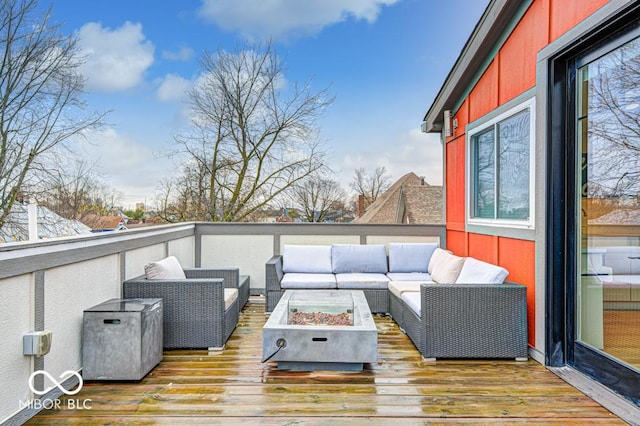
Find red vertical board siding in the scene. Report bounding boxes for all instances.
[446,138,465,229]
[549,0,609,42]
[467,233,498,264]
[442,0,612,350]
[498,238,536,347]
[468,59,499,122]
[498,0,549,104]
[446,230,467,256]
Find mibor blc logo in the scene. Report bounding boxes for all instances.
[28,370,83,396]
[20,370,92,410]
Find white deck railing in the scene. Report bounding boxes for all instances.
[0,221,444,424]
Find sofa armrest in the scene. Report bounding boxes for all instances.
[183,268,240,288]
[420,281,528,359]
[266,255,284,292]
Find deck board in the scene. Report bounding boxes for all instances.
[27,298,624,424]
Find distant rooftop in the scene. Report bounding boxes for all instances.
[0,202,91,243]
[354,172,443,224]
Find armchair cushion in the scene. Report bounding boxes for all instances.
[332,244,388,273]
[224,288,238,310]
[388,243,438,273]
[144,256,186,280]
[282,245,332,273]
[456,257,509,284]
[430,250,466,284]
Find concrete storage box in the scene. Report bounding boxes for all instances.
[82,298,163,380]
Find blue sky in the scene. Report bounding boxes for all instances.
[45,0,488,208]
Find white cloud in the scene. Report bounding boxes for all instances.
[78,128,173,207]
[77,22,154,92]
[156,73,192,102]
[162,46,195,62]
[337,128,443,188]
[198,0,400,40]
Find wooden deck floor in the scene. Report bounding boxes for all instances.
[28,298,624,425]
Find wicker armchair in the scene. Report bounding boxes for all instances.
[123,268,241,349]
[392,282,528,360]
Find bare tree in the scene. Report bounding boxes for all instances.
[169,41,333,222]
[291,176,346,222]
[350,166,392,208]
[0,0,105,228]
[39,157,121,221]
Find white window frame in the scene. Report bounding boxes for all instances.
[466,97,536,230]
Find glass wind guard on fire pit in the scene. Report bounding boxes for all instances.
[287,290,354,326]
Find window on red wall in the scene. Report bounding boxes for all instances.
[467,95,535,230]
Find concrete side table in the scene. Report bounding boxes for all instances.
[82,298,163,380]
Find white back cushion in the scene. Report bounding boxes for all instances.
[456,257,509,284]
[388,243,438,272]
[331,244,388,273]
[430,250,466,284]
[428,248,450,274]
[282,245,332,273]
[144,256,186,280]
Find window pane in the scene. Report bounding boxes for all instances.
[474,128,495,218]
[497,110,530,219]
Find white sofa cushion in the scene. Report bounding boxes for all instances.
[144,256,186,280]
[282,245,332,273]
[224,288,238,311]
[281,273,336,289]
[386,272,432,281]
[430,250,466,284]
[456,257,509,284]
[335,273,389,289]
[388,243,438,273]
[401,291,422,317]
[388,281,427,299]
[331,244,388,273]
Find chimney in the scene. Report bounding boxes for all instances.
[420,176,426,186]
[357,194,365,217]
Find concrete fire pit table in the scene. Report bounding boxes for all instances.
[262,290,378,371]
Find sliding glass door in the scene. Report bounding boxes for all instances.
[572,27,640,399]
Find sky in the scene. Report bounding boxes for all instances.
[43,0,489,209]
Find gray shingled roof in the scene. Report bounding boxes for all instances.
[354,172,443,224]
[0,203,92,243]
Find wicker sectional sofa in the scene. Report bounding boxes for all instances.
[265,243,528,360]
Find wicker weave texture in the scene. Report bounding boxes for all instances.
[123,271,238,349]
[421,282,528,359]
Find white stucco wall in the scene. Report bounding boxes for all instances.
[0,274,33,422]
[202,235,273,291]
[44,255,120,390]
[124,244,166,279]
[279,235,359,249]
[168,236,195,268]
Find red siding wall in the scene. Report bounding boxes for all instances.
[442,0,609,348]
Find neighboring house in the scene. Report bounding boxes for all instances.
[422,0,640,411]
[81,214,128,232]
[354,172,443,224]
[0,202,91,243]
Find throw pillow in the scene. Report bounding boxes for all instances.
[427,248,451,274]
[144,256,186,280]
[430,251,466,283]
[456,257,509,284]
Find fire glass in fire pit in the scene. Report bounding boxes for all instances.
[287,291,353,326]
